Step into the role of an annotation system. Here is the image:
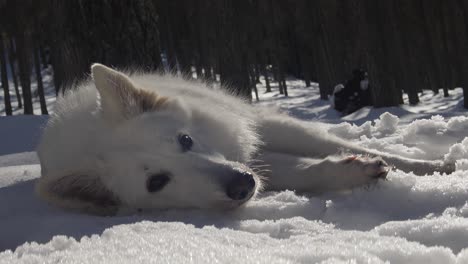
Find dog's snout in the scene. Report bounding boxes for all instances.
[226,171,256,201]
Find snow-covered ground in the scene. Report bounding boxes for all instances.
[1,79,468,263]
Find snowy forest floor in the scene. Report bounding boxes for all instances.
[1,79,468,263]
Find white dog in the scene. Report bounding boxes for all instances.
[36,64,454,215]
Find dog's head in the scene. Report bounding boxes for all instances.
[45,64,263,214]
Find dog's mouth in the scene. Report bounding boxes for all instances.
[375,171,388,179]
[221,195,256,210]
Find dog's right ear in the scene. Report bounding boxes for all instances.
[91,63,168,123]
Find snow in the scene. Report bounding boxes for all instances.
[0,115,47,156]
[1,79,468,263]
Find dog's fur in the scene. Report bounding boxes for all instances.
[36,64,455,215]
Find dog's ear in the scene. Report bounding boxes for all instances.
[37,173,120,215]
[91,63,168,122]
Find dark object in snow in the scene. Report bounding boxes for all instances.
[333,69,372,116]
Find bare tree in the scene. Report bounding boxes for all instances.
[0,35,12,115]
[33,43,48,115]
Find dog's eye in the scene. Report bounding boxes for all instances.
[146,173,170,193]
[178,134,193,152]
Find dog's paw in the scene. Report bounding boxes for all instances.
[342,155,389,180]
[317,155,390,191]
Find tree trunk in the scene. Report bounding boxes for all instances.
[16,33,34,115]
[33,43,48,115]
[393,0,419,105]
[443,87,449,97]
[39,45,48,68]
[273,64,283,94]
[253,84,259,101]
[282,79,288,97]
[464,87,468,109]
[455,0,468,108]
[251,69,260,102]
[263,65,271,93]
[49,47,62,95]
[8,38,22,108]
[254,64,261,84]
[0,36,12,116]
[280,69,288,97]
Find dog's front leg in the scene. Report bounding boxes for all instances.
[257,114,455,175]
[259,151,388,193]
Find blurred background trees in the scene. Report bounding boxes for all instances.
[1,0,468,115]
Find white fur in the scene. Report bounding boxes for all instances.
[36,64,455,215]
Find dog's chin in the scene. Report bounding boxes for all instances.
[216,200,250,211]
[218,191,257,210]
[129,193,257,213]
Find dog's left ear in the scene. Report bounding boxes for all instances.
[36,173,121,216]
[91,63,168,122]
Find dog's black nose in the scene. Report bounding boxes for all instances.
[226,171,256,200]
